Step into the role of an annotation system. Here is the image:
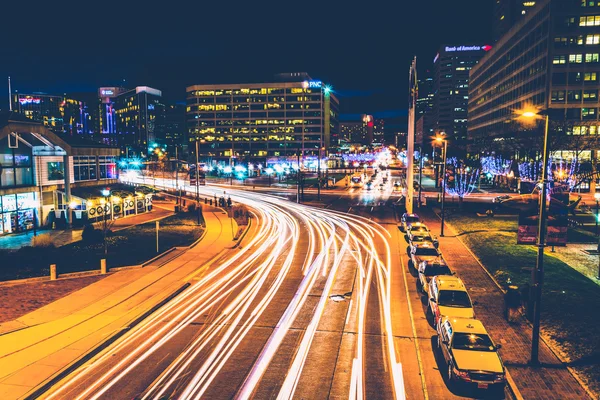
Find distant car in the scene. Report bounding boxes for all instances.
[400,213,420,232]
[409,241,440,269]
[365,181,373,190]
[492,194,511,204]
[418,258,453,295]
[393,182,402,191]
[428,275,475,328]
[437,317,506,390]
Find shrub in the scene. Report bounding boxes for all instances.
[33,233,55,248]
[187,203,197,213]
[82,224,103,243]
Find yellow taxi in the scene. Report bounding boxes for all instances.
[437,317,506,390]
[427,275,475,328]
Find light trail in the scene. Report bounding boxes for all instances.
[41,176,406,400]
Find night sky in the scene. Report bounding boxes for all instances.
[0,1,493,116]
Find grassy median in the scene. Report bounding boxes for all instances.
[0,213,204,281]
[446,212,600,396]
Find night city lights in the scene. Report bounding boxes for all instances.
[0,1,598,399]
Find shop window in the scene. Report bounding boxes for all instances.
[47,162,65,181]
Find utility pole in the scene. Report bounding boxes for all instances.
[195,139,201,225]
[418,145,424,208]
[440,139,447,236]
[407,57,418,214]
[175,145,179,205]
[531,114,550,365]
[8,76,12,111]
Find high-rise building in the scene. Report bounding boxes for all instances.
[433,44,491,149]
[10,92,95,137]
[340,121,365,143]
[417,72,435,117]
[373,118,385,145]
[98,86,166,156]
[163,103,187,149]
[469,0,600,165]
[186,74,339,164]
[494,0,538,42]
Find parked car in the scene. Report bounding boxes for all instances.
[492,194,511,204]
[407,222,430,241]
[417,258,453,295]
[400,213,420,232]
[437,317,506,390]
[428,275,475,328]
[409,241,440,268]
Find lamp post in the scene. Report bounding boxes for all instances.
[101,188,110,255]
[195,139,201,225]
[595,192,600,236]
[436,137,448,237]
[519,110,550,365]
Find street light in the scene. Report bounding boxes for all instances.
[435,136,448,237]
[519,108,550,365]
[100,188,110,255]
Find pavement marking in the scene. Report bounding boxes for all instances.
[397,234,429,400]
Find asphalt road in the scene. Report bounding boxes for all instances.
[40,172,507,400]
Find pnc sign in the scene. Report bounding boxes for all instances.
[307,80,322,89]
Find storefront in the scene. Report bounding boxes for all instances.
[0,192,39,235]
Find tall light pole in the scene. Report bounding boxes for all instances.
[195,139,201,225]
[436,137,448,237]
[519,110,550,365]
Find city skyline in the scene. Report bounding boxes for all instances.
[0,1,492,115]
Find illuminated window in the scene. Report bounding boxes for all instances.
[587,34,600,44]
[586,53,600,62]
[553,55,567,64]
[583,108,597,119]
[580,15,600,26]
[569,54,583,63]
[585,72,598,81]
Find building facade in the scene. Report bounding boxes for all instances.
[373,118,385,145]
[0,113,120,236]
[186,76,339,164]
[494,0,539,42]
[340,121,365,143]
[433,44,491,149]
[98,86,166,157]
[468,0,600,160]
[11,92,96,137]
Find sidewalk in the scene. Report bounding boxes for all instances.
[0,206,235,399]
[419,208,591,400]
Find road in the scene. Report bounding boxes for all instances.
[40,172,507,400]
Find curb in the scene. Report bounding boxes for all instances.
[0,270,107,287]
[23,282,191,400]
[228,218,252,249]
[141,247,177,267]
[439,213,595,400]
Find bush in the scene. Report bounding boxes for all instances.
[33,233,55,248]
[82,224,103,243]
[186,203,197,213]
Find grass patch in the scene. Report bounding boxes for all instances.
[0,213,204,281]
[447,211,600,396]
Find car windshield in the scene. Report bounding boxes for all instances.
[415,248,439,256]
[405,216,420,223]
[452,333,495,352]
[424,265,452,277]
[412,234,432,242]
[438,290,472,307]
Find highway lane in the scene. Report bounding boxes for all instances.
[40,178,416,400]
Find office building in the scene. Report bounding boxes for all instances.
[163,103,187,149]
[373,118,385,145]
[468,0,600,164]
[98,86,166,157]
[11,92,96,137]
[433,44,491,149]
[340,121,365,143]
[186,74,339,164]
[494,0,538,42]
